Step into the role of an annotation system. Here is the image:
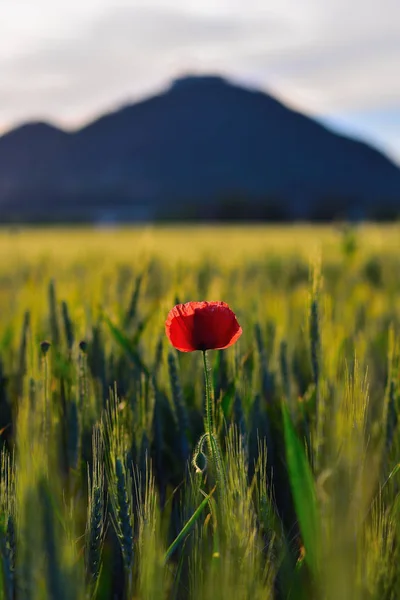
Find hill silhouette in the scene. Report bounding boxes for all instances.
[1,74,400,222]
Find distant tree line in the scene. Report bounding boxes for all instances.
[1,192,399,224]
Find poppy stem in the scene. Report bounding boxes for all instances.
[202,350,214,437]
[202,351,225,489]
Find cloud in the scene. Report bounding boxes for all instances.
[0,4,292,127]
[1,0,400,132]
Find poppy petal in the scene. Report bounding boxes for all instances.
[165,303,197,352]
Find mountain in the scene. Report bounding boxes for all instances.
[1,74,400,222]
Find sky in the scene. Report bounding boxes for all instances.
[1,0,400,162]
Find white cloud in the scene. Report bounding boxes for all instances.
[0,0,400,151]
[0,4,292,127]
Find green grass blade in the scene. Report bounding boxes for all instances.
[164,487,216,563]
[281,401,320,578]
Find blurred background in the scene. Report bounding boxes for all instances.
[1,0,400,224]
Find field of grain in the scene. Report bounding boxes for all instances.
[0,224,399,600]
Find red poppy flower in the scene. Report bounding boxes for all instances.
[165,301,242,352]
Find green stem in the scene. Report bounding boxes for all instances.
[202,351,225,489]
[202,350,214,440]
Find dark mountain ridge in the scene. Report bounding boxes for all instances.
[1,74,399,222]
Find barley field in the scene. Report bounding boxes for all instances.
[0,224,400,600]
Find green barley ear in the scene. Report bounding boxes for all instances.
[309,261,324,472]
[61,300,75,353]
[40,340,51,442]
[249,390,275,485]
[86,488,104,589]
[85,425,106,590]
[78,340,88,416]
[17,310,30,398]
[89,325,108,404]
[48,279,60,347]
[309,264,321,390]
[124,273,143,328]
[134,459,168,599]
[167,350,189,461]
[115,457,134,572]
[102,391,134,591]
